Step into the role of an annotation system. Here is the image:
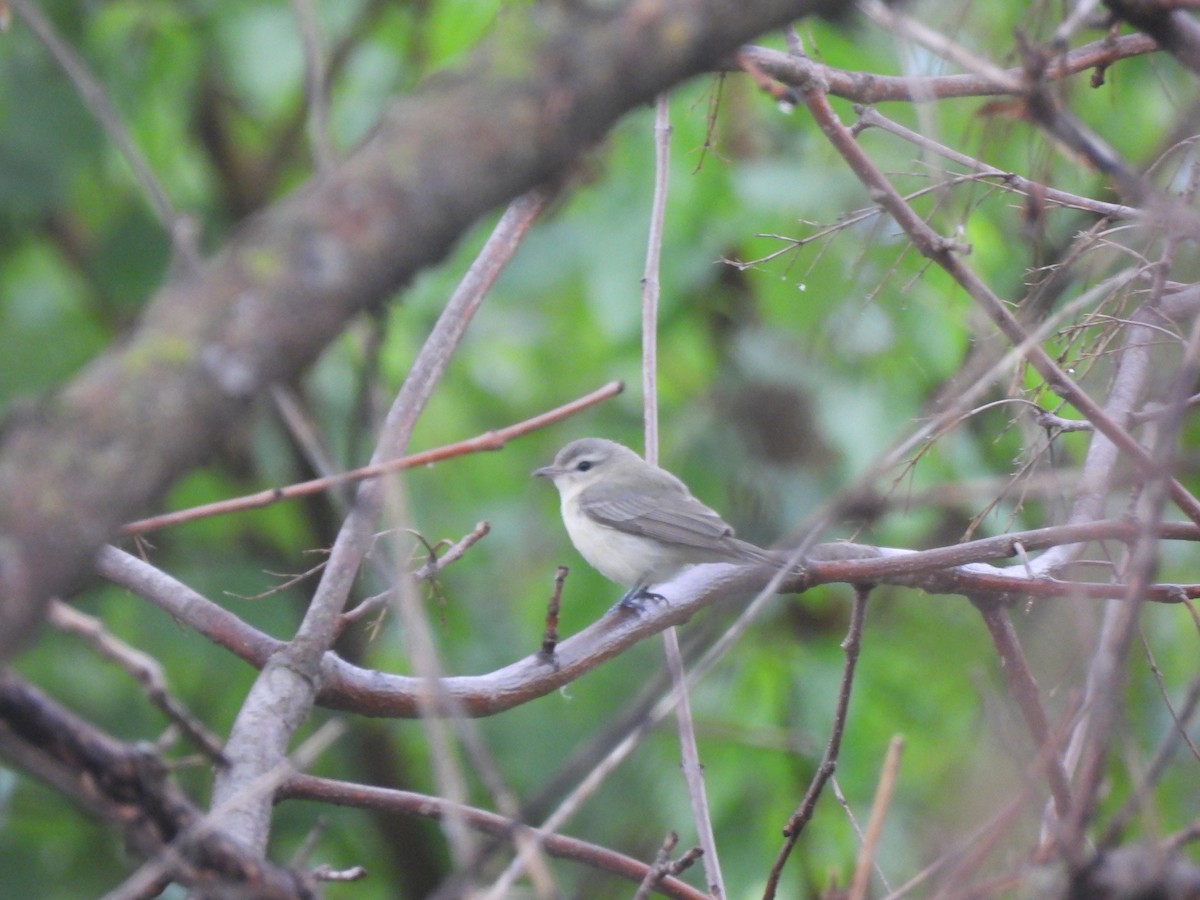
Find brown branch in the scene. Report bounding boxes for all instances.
[208,186,555,855]
[212,167,586,883]
[738,32,1159,104]
[277,774,709,900]
[852,106,1139,220]
[1063,310,1200,865]
[634,832,704,900]
[973,600,1074,820]
[764,585,870,899]
[46,601,226,765]
[122,381,622,535]
[538,566,569,661]
[0,671,314,898]
[97,517,1200,723]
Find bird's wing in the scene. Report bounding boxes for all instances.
[580,480,763,560]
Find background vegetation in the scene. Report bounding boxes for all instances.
[1,1,1199,897]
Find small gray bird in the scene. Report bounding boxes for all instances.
[533,438,771,607]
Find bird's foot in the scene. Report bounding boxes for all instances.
[612,586,665,614]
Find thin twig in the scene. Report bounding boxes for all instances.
[280,775,708,900]
[634,833,704,900]
[46,600,226,765]
[858,0,1022,90]
[270,384,350,504]
[642,94,669,463]
[290,0,336,170]
[644,91,726,899]
[8,0,196,265]
[336,521,492,631]
[739,32,1159,105]
[1099,640,1200,845]
[634,831,680,900]
[763,586,871,899]
[973,599,1074,819]
[790,55,1200,527]
[1065,310,1200,863]
[122,380,621,535]
[853,106,1139,220]
[832,777,894,894]
[106,720,344,900]
[539,566,569,661]
[848,735,905,900]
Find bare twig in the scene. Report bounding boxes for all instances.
[848,735,905,900]
[279,775,708,900]
[858,0,1023,90]
[107,720,344,900]
[642,94,669,464]
[789,55,1200,527]
[289,0,335,170]
[338,521,492,630]
[832,777,893,894]
[539,566,569,660]
[640,91,726,899]
[270,384,348,502]
[46,601,226,765]
[8,0,196,264]
[764,585,871,899]
[0,672,315,899]
[1099,643,1200,845]
[634,832,704,900]
[973,600,1074,818]
[739,32,1159,105]
[1064,311,1200,864]
[122,380,620,535]
[853,106,1139,221]
[97,517,1200,727]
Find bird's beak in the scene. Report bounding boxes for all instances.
[532,465,559,479]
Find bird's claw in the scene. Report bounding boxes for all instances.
[612,586,665,614]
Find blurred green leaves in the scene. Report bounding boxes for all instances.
[1,2,1197,897]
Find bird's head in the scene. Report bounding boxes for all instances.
[532,438,641,497]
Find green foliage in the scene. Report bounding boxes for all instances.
[2,2,1198,897]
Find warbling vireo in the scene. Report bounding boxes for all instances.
[533,438,771,607]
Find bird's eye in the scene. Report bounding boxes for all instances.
[576,460,592,472]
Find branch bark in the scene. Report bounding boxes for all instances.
[0,671,315,899]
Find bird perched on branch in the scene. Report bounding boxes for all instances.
[534,438,773,608]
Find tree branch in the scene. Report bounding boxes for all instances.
[0,671,315,898]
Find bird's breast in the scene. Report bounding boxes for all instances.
[561,496,678,588]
